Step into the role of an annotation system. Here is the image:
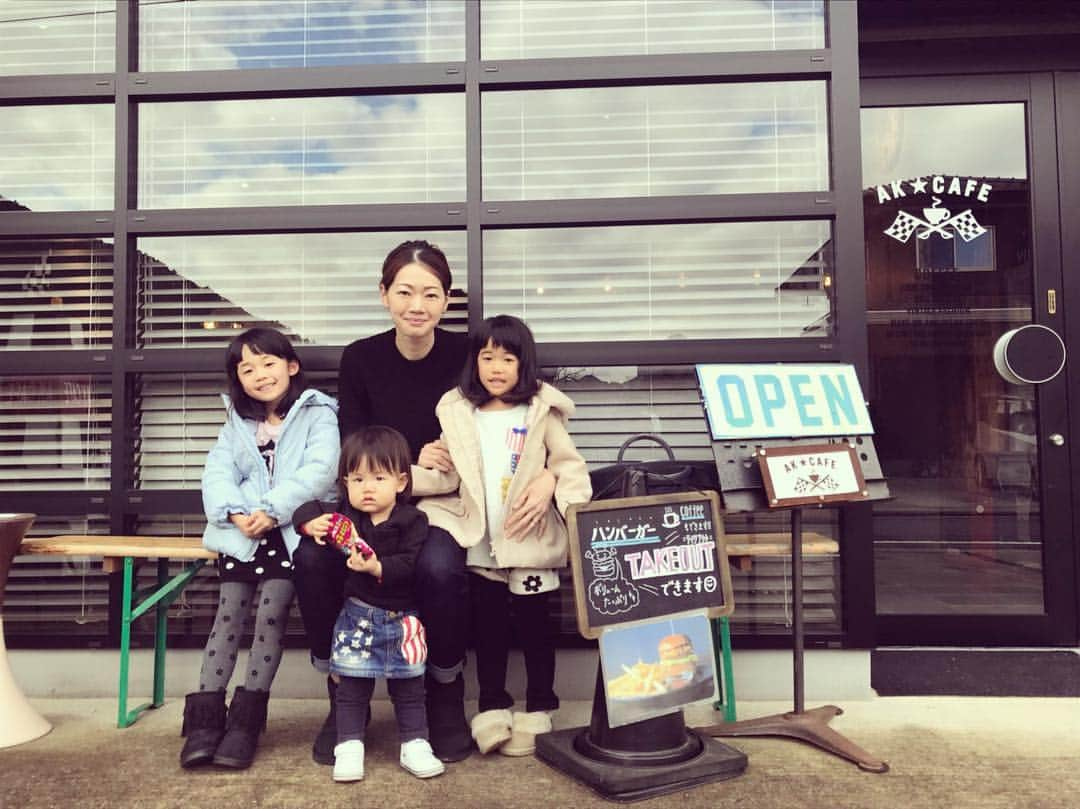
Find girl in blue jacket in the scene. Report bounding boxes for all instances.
[180,328,340,771]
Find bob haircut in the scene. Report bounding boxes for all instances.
[225,328,306,421]
[337,425,413,503]
[380,239,452,295]
[460,314,541,408]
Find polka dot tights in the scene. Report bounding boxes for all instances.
[197,578,294,694]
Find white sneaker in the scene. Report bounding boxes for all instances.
[332,740,364,782]
[400,738,446,779]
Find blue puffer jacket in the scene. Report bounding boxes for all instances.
[202,388,340,562]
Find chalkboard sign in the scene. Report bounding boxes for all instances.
[566,491,734,640]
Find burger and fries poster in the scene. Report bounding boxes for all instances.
[566,492,734,727]
[599,613,717,728]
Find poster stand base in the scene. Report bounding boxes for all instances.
[696,704,888,773]
[535,666,747,802]
[694,507,888,773]
[536,727,747,802]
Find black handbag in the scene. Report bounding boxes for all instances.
[589,434,719,501]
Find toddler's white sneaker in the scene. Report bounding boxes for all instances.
[332,739,364,782]
[400,738,446,779]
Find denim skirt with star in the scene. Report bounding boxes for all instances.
[329,597,428,679]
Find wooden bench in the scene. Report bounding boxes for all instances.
[724,530,838,571]
[712,530,841,721]
[18,535,216,728]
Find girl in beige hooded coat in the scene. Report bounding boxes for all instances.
[411,315,591,757]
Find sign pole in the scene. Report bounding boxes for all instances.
[791,507,804,715]
[695,503,889,773]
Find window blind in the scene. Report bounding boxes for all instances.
[483,81,829,200]
[0,237,114,350]
[138,0,465,72]
[135,232,468,348]
[484,222,833,342]
[0,104,114,213]
[481,0,825,60]
[4,513,111,639]
[0,374,111,492]
[138,95,466,209]
[0,0,115,76]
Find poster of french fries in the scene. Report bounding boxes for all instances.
[599,612,717,728]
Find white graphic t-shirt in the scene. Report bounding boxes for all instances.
[468,404,528,569]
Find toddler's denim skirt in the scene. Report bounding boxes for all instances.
[329,597,427,679]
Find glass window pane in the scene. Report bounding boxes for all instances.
[482,0,824,60]
[484,222,833,342]
[138,0,465,71]
[483,82,828,200]
[0,237,114,350]
[138,96,465,208]
[8,513,111,640]
[0,105,114,212]
[135,232,467,347]
[861,103,1041,616]
[133,370,335,489]
[0,0,114,75]
[0,374,111,491]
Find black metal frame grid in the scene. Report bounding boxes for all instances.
[0,0,868,647]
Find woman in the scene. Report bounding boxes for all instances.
[292,240,555,765]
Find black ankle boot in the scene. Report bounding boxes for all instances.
[312,675,337,766]
[426,673,472,762]
[179,690,227,769]
[213,687,269,769]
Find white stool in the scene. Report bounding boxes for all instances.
[0,513,52,748]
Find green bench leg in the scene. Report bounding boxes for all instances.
[117,556,208,728]
[711,615,737,722]
[153,558,168,709]
[117,557,151,728]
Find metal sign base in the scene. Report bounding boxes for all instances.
[694,506,889,773]
[696,704,888,773]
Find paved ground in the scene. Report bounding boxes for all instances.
[3,695,1079,809]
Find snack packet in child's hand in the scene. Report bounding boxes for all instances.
[325,513,355,555]
[325,513,374,558]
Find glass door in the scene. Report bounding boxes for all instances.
[860,75,1075,644]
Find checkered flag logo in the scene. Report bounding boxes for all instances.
[884,198,987,244]
[945,210,987,243]
[884,211,924,243]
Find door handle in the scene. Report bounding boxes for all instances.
[1049,433,1065,447]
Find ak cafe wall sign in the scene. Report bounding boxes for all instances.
[876,175,991,245]
[874,173,1067,386]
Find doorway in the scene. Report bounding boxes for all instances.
[860,74,1076,645]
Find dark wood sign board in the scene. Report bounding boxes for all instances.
[566,491,734,640]
[756,442,869,509]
